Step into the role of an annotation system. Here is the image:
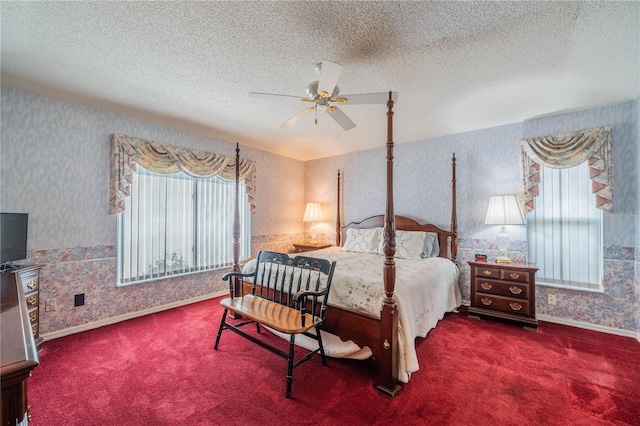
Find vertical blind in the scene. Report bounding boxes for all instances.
[527,162,603,291]
[118,167,251,285]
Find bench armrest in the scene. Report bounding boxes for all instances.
[292,289,327,303]
[222,271,254,281]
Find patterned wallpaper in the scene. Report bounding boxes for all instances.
[1,87,305,334]
[2,86,638,336]
[307,100,639,333]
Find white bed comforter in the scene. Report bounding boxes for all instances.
[242,247,461,383]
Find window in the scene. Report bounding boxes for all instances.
[526,161,603,292]
[117,167,251,285]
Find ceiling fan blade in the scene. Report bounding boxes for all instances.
[327,106,356,131]
[317,61,343,98]
[280,107,314,128]
[338,91,398,105]
[250,92,304,101]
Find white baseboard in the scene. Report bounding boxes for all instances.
[537,314,640,342]
[40,296,640,344]
[41,290,227,341]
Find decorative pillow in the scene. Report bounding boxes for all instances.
[377,230,426,260]
[342,227,381,253]
[422,232,440,258]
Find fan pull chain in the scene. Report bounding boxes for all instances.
[315,106,318,125]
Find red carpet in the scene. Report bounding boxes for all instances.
[29,298,640,425]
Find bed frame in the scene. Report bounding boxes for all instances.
[327,158,458,396]
[230,92,458,397]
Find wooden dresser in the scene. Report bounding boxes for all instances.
[468,260,538,329]
[1,268,39,425]
[14,266,43,351]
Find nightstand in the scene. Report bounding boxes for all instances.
[468,260,538,329]
[292,242,331,253]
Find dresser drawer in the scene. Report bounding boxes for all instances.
[473,294,531,316]
[474,278,529,299]
[21,270,39,292]
[28,308,39,326]
[26,293,38,309]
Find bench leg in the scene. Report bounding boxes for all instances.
[286,334,295,398]
[315,327,327,366]
[214,309,228,350]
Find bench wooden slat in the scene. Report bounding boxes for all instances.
[220,295,317,335]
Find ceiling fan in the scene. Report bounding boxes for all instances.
[250,61,398,130]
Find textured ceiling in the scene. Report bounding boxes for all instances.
[2,1,638,161]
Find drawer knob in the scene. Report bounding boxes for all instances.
[509,273,520,280]
[480,282,492,291]
[481,297,493,306]
[509,286,523,295]
[482,270,492,276]
[27,295,37,305]
[509,302,523,311]
[29,312,37,322]
[27,280,37,290]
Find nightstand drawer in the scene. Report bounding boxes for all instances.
[473,294,531,316]
[500,269,530,283]
[473,266,501,279]
[475,278,528,299]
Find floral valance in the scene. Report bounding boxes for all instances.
[520,126,612,214]
[109,133,256,214]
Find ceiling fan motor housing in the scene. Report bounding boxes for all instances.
[305,81,339,101]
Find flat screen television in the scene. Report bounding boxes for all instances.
[1,213,29,267]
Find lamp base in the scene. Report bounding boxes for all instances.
[495,255,512,264]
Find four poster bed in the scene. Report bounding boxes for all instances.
[230,92,460,396]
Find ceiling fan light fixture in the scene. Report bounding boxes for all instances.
[317,98,329,110]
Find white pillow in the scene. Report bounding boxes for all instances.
[342,227,381,253]
[377,230,426,260]
[422,232,440,258]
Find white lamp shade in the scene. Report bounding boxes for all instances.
[303,202,323,223]
[485,195,525,225]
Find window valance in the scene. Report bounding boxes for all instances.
[109,133,256,214]
[520,126,612,214]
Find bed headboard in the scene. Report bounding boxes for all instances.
[339,215,457,261]
[336,154,458,263]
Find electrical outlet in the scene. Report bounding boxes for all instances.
[45,299,57,311]
[548,294,557,305]
[74,293,85,307]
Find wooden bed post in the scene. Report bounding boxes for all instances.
[232,143,241,273]
[336,170,341,246]
[451,153,458,264]
[377,91,401,397]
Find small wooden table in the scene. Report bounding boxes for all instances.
[468,260,538,329]
[292,242,331,253]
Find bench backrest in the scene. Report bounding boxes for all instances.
[250,251,336,325]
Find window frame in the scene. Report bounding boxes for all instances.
[116,167,251,286]
[526,161,604,293]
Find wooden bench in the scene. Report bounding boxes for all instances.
[214,251,336,398]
